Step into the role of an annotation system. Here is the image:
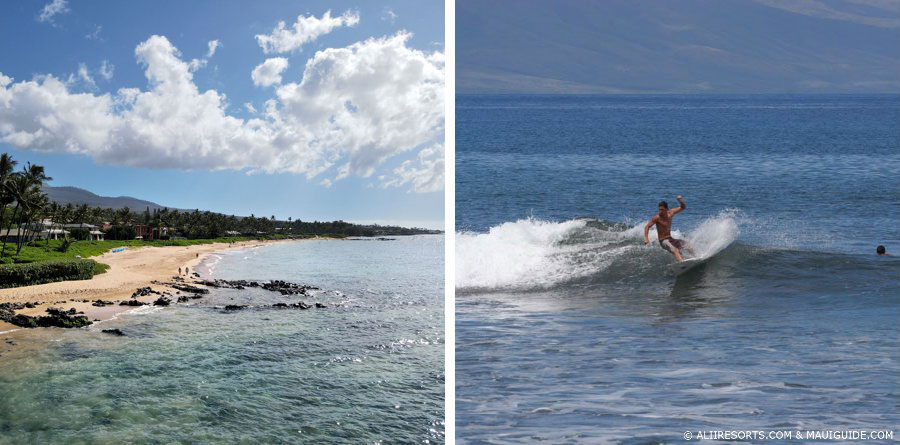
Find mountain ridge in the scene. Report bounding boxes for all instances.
[457,0,899,94]
[42,185,182,213]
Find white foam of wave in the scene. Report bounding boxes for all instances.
[456,211,741,290]
[457,218,589,289]
[684,209,740,259]
[203,253,224,276]
[456,218,638,289]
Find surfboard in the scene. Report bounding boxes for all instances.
[667,256,707,276]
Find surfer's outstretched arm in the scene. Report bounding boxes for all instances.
[643,216,656,245]
[669,195,686,216]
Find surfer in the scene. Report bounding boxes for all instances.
[644,195,694,262]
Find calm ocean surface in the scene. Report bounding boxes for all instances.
[456,95,899,443]
[0,236,444,444]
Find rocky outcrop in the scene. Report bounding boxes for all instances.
[131,287,160,298]
[171,284,209,295]
[119,300,147,306]
[5,307,92,329]
[195,279,318,296]
[153,297,171,306]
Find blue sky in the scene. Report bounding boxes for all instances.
[0,0,444,229]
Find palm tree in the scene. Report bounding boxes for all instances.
[117,207,133,226]
[90,206,104,227]
[1,173,27,258]
[0,153,17,236]
[9,164,51,255]
[45,201,60,250]
[18,192,48,254]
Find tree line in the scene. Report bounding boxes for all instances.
[0,153,439,259]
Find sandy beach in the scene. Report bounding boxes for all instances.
[0,239,296,334]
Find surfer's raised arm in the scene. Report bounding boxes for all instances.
[643,215,657,245]
[669,195,686,216]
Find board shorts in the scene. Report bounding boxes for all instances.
[659,237,684,254]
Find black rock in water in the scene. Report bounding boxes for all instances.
[269,302,314,310]
[6,307,92,329]
[171,284,209,295]
[224,305,248,311]
[194,279,317,296]
[8,314,38,328]
[102,328,125,336]
[153,297,171,306]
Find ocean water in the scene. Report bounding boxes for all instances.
[0,236,444,444]
[456,95,899,442]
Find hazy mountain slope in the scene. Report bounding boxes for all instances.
[42,186,174,212]
[457,0,899,93]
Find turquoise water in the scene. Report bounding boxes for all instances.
[0,236,444,444]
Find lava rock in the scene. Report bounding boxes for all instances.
[102,328,125,336]
[131,287,158,298]
[119,300,146,306]
[7,307,93,329]
[171,284,209,295]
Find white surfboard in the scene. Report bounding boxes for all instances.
[667,256,707,276]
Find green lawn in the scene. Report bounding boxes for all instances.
[0,236,294,265]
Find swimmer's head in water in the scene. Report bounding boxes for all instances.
[877,245,886,255]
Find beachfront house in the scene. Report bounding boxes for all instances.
[59,223,104,241]
[0,228,27,241]
[133,224,175,241]
[39,228,70,240]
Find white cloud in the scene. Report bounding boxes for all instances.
[206,40,220,58]
[188,58,207,72]
[255,10,360,54]
[65,63,97,89]
[85,25,103,40]
[383,8,398,23]
[251,57,289,87]
[244,102,257,113]
[0,33,444,192]
[382,144,444,193]
[273,31,444,180]
[37,0,68,23]
[99,60,114,81]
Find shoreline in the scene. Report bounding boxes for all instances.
[0,238,307,336]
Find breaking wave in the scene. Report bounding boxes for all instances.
[456,210,740,290]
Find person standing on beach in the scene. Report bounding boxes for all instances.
[644,195,694,262]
